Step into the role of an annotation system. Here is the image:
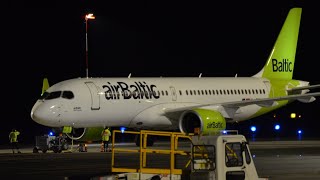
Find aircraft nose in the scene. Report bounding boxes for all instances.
[31,101,60,127]
[31,101,46,124]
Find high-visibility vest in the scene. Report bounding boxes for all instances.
[101,129,111,141]
[9,131,20,143]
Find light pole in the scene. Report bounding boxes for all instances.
[85,13,95,78]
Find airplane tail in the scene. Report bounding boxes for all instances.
[41,78,49,95]
[253,8,302,80]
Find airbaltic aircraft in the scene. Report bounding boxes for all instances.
[31,8,320,144]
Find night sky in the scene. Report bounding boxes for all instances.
[3,1,320,144]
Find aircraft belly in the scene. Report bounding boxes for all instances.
[129,103,178,130]
[233,105,261,121]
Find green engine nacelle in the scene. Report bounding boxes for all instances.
[65,127,104,142]
[179,109,226,135]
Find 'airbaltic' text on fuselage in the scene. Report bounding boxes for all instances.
[272,58,292,72]
[102,81,159,100]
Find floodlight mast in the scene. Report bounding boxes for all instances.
[85,13,95,78]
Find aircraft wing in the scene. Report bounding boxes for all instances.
[164,92,320,114]
[287,84,320,92]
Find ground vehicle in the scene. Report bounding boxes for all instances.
[189,134,266,180]
[33,134,69,153]
[108,130,267,180]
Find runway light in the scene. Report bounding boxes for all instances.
[49,131,53,136]
[297,130,302,134]
[223,130,227,134]
[290,113,296,119]
[274,124,280,130]
[120,127,126,133]
[250,126,256,132]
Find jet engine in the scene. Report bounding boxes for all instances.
[64,127,104,142]
[179,109,226,135]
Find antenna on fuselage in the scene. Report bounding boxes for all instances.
[128,73,131,78]
[199,73,202,78]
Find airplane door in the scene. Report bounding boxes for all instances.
[170,86,177,101]
[85,82,100,110]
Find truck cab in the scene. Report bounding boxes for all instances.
[190,134,267,180]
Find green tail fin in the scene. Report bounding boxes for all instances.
[254,8,302,80]
[41,78,50,95]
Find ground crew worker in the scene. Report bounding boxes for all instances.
[101,127,111,152]
[9,128,21,154]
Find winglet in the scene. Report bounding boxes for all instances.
[41,78,49,95]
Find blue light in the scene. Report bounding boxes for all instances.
[223,130,227,134]
[250,126,256,132]
[120,127,126,133]
[298,130,302,134]
[274,124,280,130]
[49,132,53,136]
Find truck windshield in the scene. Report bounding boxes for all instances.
[225,142,243,167]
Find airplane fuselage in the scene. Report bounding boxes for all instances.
[31,77,283,130]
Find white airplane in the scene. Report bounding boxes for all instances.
[31,8,320,145]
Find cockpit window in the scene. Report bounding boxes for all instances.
[45,91,62,100]
[39,92,50,100]
[62,91,74,99]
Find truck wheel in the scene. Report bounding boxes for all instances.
[42,149,47,153]
[33,147,39,153]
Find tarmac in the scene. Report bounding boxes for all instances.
[0,140,320,179]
